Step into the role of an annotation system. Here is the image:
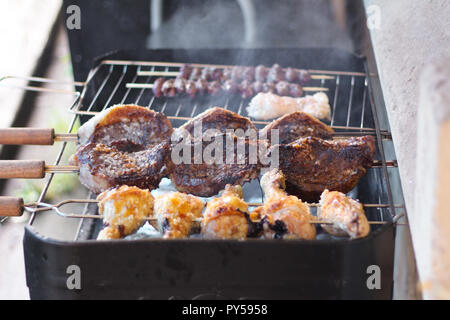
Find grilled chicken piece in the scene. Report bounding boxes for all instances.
[275,136,376,202]
[319,189,370,239]
[202,185,256,239]
[251,169,316,240]
[173,107,256,142]
[77,104,173,147]
[170,133,262,197]
[246,92,331,120]
[154,192,205,238]
[70,141,172,194]
[260,111,334,145]
[96,185,154,240]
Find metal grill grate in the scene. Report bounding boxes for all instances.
[0,59,400,240]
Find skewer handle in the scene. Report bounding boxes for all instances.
[0,160,45,179]
[0,197,24,216]
[0,128,55,145]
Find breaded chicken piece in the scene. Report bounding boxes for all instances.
[154,192,205,238]
[96,185,154,240]
[253,169,316,240]
[319,189,370,239]
[202,185,252,239]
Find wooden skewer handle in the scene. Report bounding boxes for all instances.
[0,128,55,145]
[0,160,45,179]
[0,197,24,216]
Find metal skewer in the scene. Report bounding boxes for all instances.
[136,70,335,80]
[125,83,329,92]
[19,198,402,227]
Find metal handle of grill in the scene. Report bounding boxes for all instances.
[0,128,55,145]
[0,160,45,179]
[0,197,24,216]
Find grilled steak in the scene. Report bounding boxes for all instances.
[173,107,256,142]
[70,141,172,194]
[170,133,262,197]
[273,136,376,202]
[260,111,334,145]
[77,104,173,147]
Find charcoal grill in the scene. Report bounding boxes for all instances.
[1,48,404,299]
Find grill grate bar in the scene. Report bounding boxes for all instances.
[86,65,114,112]
[330,75,340,126]
[101,59,367,77]
[346,76,355,127]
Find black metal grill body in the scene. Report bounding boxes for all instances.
[24,48,397,299]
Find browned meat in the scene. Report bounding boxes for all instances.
[260,111,334,145]
[152,77,165,97]
[273,136,376,202]
[208,80,222,95]
[161,79,176,97]
[223,79,240,94]
[178,64,193,79]
[240,80,254,98]
[170,133,262,197]
[255,65,267,82]
[251,169,316,240]
[174,107,256,141]
[77,104,173,148]
[267,64,284,83]
[275,81,290,96]
[189,67,202,81]
[70,141,172,194]
[202,185,254,239]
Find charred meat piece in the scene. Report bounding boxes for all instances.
[210,67,223,81]
[96,185,154,240]
[298,69,311,85]
[161,79,176,97]
[274,136,376,202]
[174,107,256,141]
[275,81,291,96]
[77,104,173,148]
[242,66,255,81]
[202,185,255,239]
[201,67,211,81]
[178,64,192,79]
[154,192,205,239]
[71,141,172,194]
[267,64,284,83]
[260,111,334,145]
[255,64,268,82]
[152,77,165,97]
[289,83,303,97]
[170,133,261,197]
[285,67,299,82]
[189,67,202,81]
[185,80,197,98]
[195,78,209,94]
[223,79,240,94]
[174,78,186,94]
[251,169,316,240]
[208,80,222,95]
[319,189,370,239]
[240,80,255,99]
[252,81,264,94]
